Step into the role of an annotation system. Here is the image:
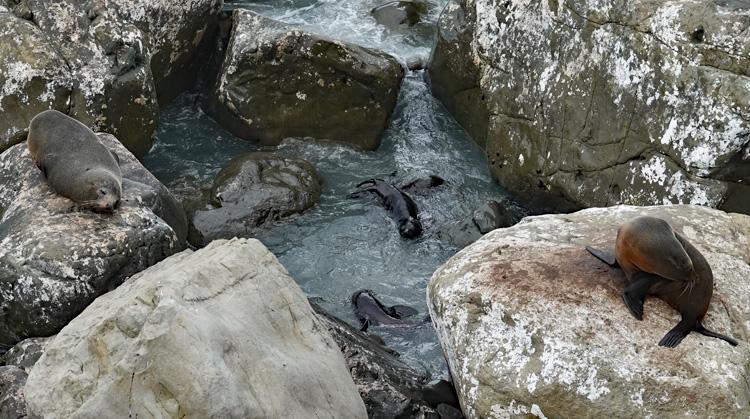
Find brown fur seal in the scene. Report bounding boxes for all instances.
[27,110,122,212]
[586,216,737,348]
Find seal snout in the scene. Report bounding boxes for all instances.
[399,217,423,239]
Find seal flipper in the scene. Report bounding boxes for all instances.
[585,246,618,267]
[659,319,693,348]
[695,324,738,346]
[389,305,419,318]
[621,271,659,321]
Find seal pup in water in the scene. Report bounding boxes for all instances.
[586,216,737,348]
[350,178,422,239]
[351,289,419,331]
[27,110,122,213]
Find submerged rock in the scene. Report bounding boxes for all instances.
[0,133,185,346]
[206,10,404,151]
[192,152,322,244]
[0,0,221,158]
[24,239,367,418]
[437,199,522,248]
[428,205,750,418]
[371,1,428,28]
[429,0,750,214]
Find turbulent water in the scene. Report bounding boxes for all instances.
[144,0,510,377]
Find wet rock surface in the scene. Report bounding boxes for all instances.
[428,205,750,418]
[437,199,522,248]
[192,152,322,244]
[429,0,750,214]
[206,10,405,151]
[24,239,367,419]
[0,133,184,346]
[0,365,27,419]
[0,337,47,370]
[371,1,428,28]
[0,0,221,158]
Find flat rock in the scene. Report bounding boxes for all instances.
[428,205,750,418]
[429,0,750,214]
[207,10,404,151]
[0,133,185,346]
[24,238,367,419]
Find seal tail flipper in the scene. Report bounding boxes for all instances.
[695,324,738,346]
[585,246,618,267]
[659,320,693,348]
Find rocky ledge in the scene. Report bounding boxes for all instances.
[428,205,749,418]
[429,0,750,214]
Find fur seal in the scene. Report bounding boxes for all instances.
[350,178,423,239]
[400,175,445,194]
[586,216,738,348]
[27,110,122,212]
[351,289,419,331]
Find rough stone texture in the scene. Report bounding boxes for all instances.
[0,0,221,158]
[0,366,27,419]
[429,0,750,214]
[0,337,48,370]
[437,199,522,248]
[192,152,323,244]
[428,205,750,418]
[0,133,184,346]
[24,239,368,419]
[207,10,404,151]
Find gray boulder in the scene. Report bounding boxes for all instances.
[437,199,521,248]
[207,10,404,151]
[429,0,750,214]
[24,238,368,419]
[0,0,221,158]
[428,205,750,418]
[0,366,27,419]
[0,133,185,346]
[0,337,48,370]
[192,152,322,244]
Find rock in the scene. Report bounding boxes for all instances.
[206,10,404,151]
[438,199,521,248]
[313,304,460,419]
[0,11,71,153]
[0,337,48,370]
[371,1,428,28]
[24,238,367,419]
[0,0,221,158]
[0,133,185,346]
[192,152,322,244]
[429,0,750,214]
[0,366,27,418]
[428,205,750,418]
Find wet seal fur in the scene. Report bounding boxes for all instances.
[27,110,122,213]
[351,289,419,331]
[586,216,738,348]
[350,178,423,239]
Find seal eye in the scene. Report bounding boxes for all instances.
[98,188,108,196]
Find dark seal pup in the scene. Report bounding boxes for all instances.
[351,289,419,331]
[350,178,422,239]
[27,110,122,212]
[586,216,738,348]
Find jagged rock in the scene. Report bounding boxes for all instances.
[0,337,48,370]
[0,366,27,418]
[192,152,322,244]
[0,133,185,346]
[24,239,367,419]
[0,0,221,158]
[206,10,404,151]
[437,199,521,248]
[429,0,750,214]
[428,205,750,418]
[313,304,463,419]
[371,1,428,28]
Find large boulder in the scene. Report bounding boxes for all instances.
[429,0,750,214]
[0,0,222,158]
[192,152,322,244]
[206,10,404,150]
[0,133,185,346]
[24,238,368,419]
[428,205,750,418]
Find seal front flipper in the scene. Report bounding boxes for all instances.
[389,305,418,318]
[659,319,693,348]
[695,324,738,346]
[585,246,618,267]
[621,272,659,321]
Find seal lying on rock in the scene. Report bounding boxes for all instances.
[586,216,738,348]
[350,178,423,239]
[27,110,122,212]
[352,289,419,331]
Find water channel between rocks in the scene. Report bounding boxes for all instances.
[144,0,510,376]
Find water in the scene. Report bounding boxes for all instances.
[144,0,510,377]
